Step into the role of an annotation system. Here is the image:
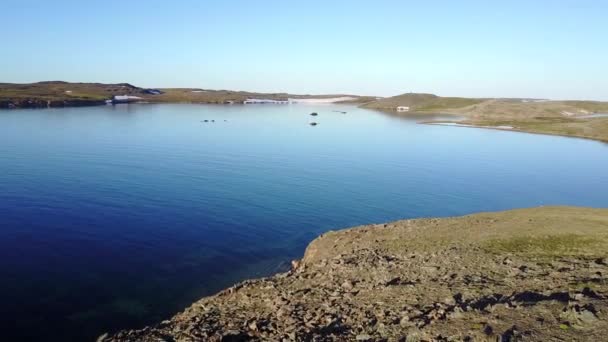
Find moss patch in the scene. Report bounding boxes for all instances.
[483,234,603,257]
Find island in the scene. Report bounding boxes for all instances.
[101,206,608,341]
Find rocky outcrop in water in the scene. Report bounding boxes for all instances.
[102,207,608,341]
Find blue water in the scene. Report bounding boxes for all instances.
[1,104,607,341]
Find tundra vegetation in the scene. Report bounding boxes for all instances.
[104,206,608,341]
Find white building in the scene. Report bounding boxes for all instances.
[397,106,410,112]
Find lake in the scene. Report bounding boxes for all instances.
[1,103,607,341]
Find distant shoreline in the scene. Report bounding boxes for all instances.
[0,81,372,110]
[423,121,608,144]
[3,80,608,144]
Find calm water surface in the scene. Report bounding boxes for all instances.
[1,104,607,341]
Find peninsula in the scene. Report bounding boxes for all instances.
[362,93,608,143]
[102,206,608,341]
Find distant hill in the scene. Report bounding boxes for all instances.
[360,93,608,142]
[0,81,371,108]
[0,82,150,108]
[361,93,484,112]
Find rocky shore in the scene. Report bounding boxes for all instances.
[102,206,608,341]
[0,98,107,109]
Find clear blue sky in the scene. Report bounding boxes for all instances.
[2,0,607,100]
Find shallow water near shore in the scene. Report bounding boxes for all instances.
[1,103,608,341]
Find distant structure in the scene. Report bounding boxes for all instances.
[397,106,410,112]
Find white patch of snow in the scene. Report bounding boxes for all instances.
[288,97,356,103]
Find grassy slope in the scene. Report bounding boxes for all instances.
[0,81,129,101]
[459,116,608,143]
[363,93,608,142]
[306,206,608,262]
[107,206,608,341]
[361,93,484,112]
[449,100,608,142]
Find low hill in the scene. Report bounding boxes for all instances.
[0,81,144,108]
[0,81,370,108]
[103,206,608,341]
[363,93,608,142]
[361,93,484,112]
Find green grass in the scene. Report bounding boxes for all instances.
[560,101,608,113]
[483,234,603,257]
[415,97,484,112]
[362,93,485,112]
[465,117,608,143]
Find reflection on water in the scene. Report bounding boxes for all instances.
[372,109,464,122]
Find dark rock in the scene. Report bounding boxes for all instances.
[483,324,493,335]
[221,330,252,341]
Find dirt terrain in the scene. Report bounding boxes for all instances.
[102,206,608,341]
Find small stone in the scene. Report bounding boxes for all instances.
[248,321,258,331]
[449,308,464,319]
[483,324,493,335]
[444,297,456,305]
[96,333,108,342]
[356,334,373,341]
[579,310,598,324]
[342,280,354,290]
